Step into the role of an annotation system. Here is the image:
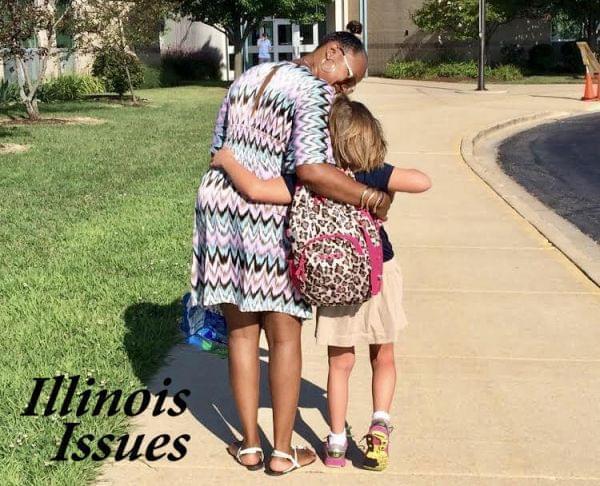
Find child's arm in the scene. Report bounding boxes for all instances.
[387,167,432,194]
[211,147,293,205]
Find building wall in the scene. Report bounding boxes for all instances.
[160,18,229,79]
[2,49,94,84]
[349,0,552,74]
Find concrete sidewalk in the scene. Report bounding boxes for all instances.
[99,80,600,485]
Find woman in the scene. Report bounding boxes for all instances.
[191,31,389,475]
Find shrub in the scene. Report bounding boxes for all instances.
[384,59,523,81]
[0,80,19,104]
[92,47,144,96]
[384,60,428,79]
[38,74,105,102]
[500,44,526,67]
[528,44,557,73]
[434,61,479,78]
[160,48,222,86]
[140,64,162,89]
[559,42,585,74]
[489,64,524,81]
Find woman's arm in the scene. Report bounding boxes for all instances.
[387,168,432,193]
[291,83,391,220]
[296,164,391,220]
[211,148,292,205]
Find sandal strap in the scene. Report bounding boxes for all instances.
[237,446,264,462]
[271,448,300,473]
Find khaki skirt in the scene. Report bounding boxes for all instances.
[315,258,408,347]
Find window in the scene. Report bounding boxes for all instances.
[56,32,73,49]
[300,25,314,45]
[278,52,293,61]
[318,21,327,44]
[56,0,73,48]
[23,36,38,49]
[277,24,292,45]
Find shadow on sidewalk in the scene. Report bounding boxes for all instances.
[122,300,335,458]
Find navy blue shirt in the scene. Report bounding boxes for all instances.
[283,163,395,262]
[354,163,394,262]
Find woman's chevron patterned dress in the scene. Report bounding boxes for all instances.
[191,62,335,319]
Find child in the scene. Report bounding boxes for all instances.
[210,95,431,471]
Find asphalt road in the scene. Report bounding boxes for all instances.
[498,112,600,242]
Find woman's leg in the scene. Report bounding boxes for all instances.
[369,343,396,413]
[327,346,355,434]
[263,311,315,471]
[222,304,262,465]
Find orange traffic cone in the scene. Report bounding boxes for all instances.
[582,72,598,101]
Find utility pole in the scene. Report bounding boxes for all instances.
[477,0,486,91]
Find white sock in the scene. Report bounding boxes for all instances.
[372,410,391,424]
[328,430,347,446]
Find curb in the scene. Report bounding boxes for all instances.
[460,111,600,288]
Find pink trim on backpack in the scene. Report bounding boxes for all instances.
[319,252,345,260]
[360,210,384,296]
[289,255,306,287]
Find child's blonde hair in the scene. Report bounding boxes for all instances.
[329,94,387,172]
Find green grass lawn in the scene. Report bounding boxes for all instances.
[0,86,224,484]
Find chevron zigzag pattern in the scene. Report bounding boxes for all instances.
[191,62,335,319]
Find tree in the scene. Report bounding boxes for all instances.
[0,0,76,120]
[81,0,173,103]
[550,0,600,51]
[412,0,549,47]
[175,0,330,78]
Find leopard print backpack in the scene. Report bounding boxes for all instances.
[287,184,384,306]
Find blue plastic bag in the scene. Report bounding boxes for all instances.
[181,293,228,358]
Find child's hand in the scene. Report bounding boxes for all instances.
[375,192,392,221]
[211,146,235,169]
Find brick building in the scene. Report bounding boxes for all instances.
[161,0,552,80]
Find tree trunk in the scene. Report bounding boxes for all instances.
[118,18,137,104]
[233,44,244,79]
[24,98,41,121]
[231,27,244,79]
[15,55,42,121]
[124,62,138,104]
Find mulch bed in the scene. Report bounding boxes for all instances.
[0,116,106,126]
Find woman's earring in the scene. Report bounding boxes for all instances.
[320,58,337,73]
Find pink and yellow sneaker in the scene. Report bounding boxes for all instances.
[322,436,347,468]
[362,420,392,471]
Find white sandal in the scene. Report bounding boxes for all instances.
[227,441,264,471]
[266,446,316,476]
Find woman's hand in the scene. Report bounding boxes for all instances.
[211,146,235,169]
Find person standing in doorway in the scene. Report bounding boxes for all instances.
[257,32,272,64]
